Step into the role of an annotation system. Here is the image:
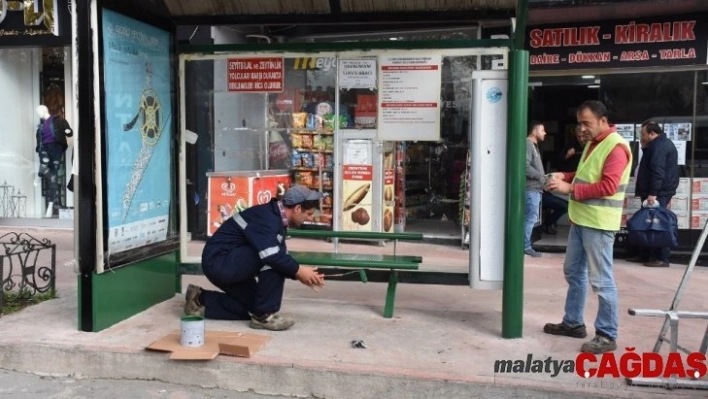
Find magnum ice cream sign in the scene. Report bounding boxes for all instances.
[527,13,707,70]
[0,0,58,36]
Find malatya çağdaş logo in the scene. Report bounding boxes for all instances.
[495,349,707,379]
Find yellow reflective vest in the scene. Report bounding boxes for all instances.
[568,132,632,231]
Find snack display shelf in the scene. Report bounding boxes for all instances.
[292,148,334,153]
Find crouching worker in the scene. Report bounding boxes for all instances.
[184,185,325,331]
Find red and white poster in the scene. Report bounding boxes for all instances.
[342,140,373,232]
[207,174,289,235]
[382,146,395,233]
[378,54,441,141]
[227,57,284,93]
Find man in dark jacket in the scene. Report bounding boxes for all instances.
[185,185,325,331]
[628,121,679,267]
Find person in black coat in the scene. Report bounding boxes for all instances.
[628,122,679,267]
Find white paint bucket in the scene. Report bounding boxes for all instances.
[180,316,205,347]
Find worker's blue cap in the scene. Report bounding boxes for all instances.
[282,185,322,206]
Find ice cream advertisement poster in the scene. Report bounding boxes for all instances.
[101,10,172,253]
[207,175,289,236]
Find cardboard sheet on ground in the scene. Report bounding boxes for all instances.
[146,330,271,360]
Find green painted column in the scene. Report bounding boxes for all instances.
[502,49,529,338]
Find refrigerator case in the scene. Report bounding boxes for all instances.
[206,171,290,236]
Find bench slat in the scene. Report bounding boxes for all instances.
[290,251,420,269]
[288,229,423,241]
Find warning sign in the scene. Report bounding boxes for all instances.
[227,57,284,93]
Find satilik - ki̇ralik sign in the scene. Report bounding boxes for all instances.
[528,13,708,70]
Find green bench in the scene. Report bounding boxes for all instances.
[181,230,423,318]
[287,230,423,318]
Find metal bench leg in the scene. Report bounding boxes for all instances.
[384,271,399,318]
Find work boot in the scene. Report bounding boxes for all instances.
[581,334,617,354]
[183,284,203,316]
[644,260,670,268]
[524,248,542,258]
[250,313,295,331]
[626,255,647,263]
[543,322,587,338]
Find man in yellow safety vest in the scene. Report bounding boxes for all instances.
[544,100,632,354]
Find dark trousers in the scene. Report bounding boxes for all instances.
[542,191,568,227]
[639,196,672,263]
[38,143,65,205]
[201,246,285,320]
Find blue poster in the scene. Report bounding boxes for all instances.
[102,10,172,253]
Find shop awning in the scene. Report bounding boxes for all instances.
[154,0,517,25]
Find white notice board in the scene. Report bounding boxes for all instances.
[378,54,441,141]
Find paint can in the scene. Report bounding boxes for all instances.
[180,315,205,347]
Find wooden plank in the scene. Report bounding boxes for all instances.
[288,229,423,241]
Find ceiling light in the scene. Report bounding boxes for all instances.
[389,37,399,41]
[588,84,600,89]
[582,75,595,79]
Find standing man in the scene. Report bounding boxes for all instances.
[544,101,632,354]
[560,125,587,173]
[185,185,325,331]
[541,126,588,235]
[525,121,547,257]
[627,122,679,267]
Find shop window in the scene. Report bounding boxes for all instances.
[693,70,708,176]
[0,47,71,220]
[181,48,508,260]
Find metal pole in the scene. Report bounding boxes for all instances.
[502,49,529,338]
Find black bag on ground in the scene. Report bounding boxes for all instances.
[626,206,678,248]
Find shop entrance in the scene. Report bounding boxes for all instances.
[528,76,600,250]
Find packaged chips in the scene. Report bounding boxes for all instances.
[292,113,307,128]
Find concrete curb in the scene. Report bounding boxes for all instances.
[0,341,687,399]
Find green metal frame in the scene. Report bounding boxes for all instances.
[81,251,179,332]
[180,39,511,55]
[289,251,421,268]
[502,0,529,338]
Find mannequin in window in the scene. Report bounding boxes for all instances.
[35,104,73,217]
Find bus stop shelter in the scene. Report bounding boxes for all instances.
[72,0,531,333]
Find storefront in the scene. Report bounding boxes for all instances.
[179,44,508,255]
[0,0,74,225]
[523,12,708,252]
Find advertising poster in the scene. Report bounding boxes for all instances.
[102,10,172,253]
[615,124,635,142]
[382,144,395,233]
[342,140,373,232]
[338,59,377,89]
[673,140,687,165]
[207,174,289,236]
[378,54,442,141]
[664,123,692,141]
